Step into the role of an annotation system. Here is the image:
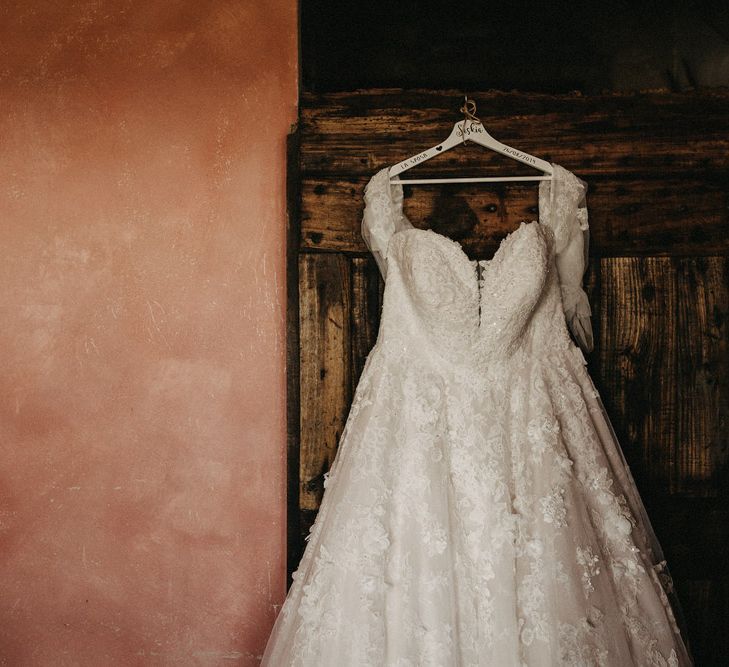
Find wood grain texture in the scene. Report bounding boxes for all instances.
[597,257,678,493]
[300,89,729,178]
[301,177,729,256]
[298,253,351,512]
[674,258,729,496]
[596,257,729,498]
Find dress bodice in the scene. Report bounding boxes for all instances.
[361,163,594,373]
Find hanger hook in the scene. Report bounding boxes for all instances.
[459,95,481,145]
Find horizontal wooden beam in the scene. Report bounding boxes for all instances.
[300,177,729,256]
[300,89,729,179]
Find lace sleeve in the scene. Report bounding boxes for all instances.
[361,189,393,279]
[555,178,594,353]
[361,169,412,280]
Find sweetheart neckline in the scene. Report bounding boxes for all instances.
[391,221,543,326]
[379,165,552,278]
[396,219,540,271]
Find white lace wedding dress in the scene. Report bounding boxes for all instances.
[261,164,694,666]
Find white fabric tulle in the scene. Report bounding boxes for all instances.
[261,164,693,666]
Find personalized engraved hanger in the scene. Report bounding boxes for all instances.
[388,96,553,185]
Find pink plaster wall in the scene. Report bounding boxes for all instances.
[0,2,297,663]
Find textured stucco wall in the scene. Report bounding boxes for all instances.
[0,2,297,664]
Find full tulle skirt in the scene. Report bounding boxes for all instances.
[261,341,692,666]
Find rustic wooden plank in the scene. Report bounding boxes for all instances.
[675,257,729,496]
[596,256,729,498]
[300,89,729,178]
[597,257,678,494]
[350,256,382,395]
[300,177,729,256]
[298,253,352,513]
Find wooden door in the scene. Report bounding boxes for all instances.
[286,89,729,665]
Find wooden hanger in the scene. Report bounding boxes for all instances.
[388,96,553,185]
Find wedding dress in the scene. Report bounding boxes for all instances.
[261,164,693,666]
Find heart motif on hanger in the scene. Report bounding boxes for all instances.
[436,146,442,151]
